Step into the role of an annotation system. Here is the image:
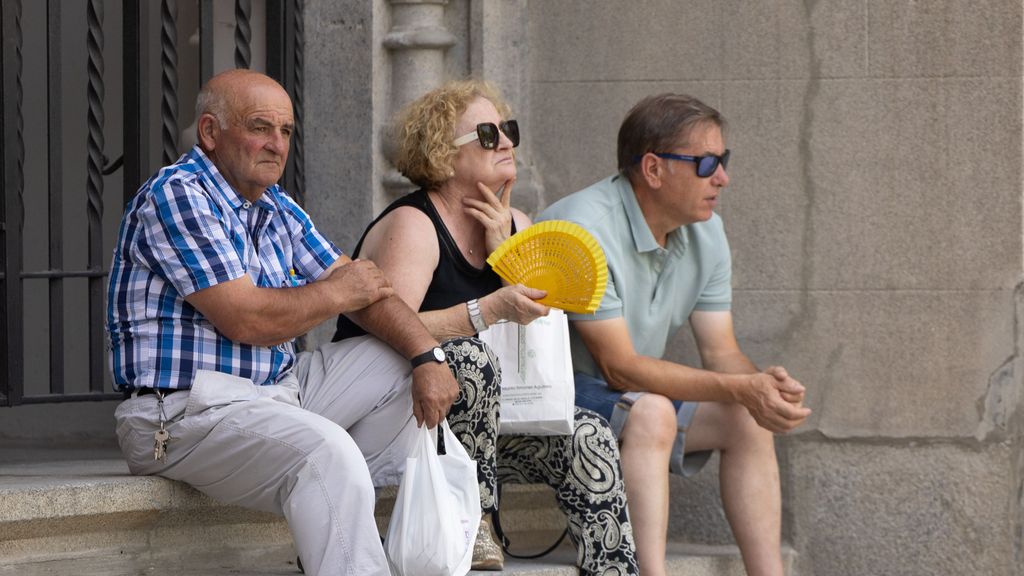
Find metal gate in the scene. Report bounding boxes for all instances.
[1,0,305,406]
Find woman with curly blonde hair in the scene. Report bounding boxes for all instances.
[394,81,511,189]
[334,79,638,575]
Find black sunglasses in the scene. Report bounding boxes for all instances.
[634,150,731,178]
[453,120,520,150]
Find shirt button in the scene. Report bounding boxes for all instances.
[242,201,252,209]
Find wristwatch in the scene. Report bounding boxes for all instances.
[410,346,446,368]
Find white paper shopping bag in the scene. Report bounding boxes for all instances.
[479,309,574,435]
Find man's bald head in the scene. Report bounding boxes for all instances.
[195,69,290,131]
[193,69,294,201]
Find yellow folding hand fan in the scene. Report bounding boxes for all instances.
[486,220,607,314]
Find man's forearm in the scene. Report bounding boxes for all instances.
[198,280,352,347]
[700,349,759,376]
[210,257,400,347]
[605,354,751,404]
[346,295,439,360]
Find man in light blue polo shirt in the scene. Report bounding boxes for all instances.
[538,94,811,576]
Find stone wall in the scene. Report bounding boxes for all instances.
[524,1,1023,574]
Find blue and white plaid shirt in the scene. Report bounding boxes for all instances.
[106,146,342,391]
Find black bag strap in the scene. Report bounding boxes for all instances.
[489,484,569,559]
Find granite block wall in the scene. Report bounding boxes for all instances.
[525,1,1024,574]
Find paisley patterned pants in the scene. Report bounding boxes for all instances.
[442,337,639,576]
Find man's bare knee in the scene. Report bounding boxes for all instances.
[690,401,770,453]
[724,403,775,453]
[621,394,677,450]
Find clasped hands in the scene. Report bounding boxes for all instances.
[742,365,812,434]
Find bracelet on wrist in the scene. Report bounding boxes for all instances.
[467,298,488,333]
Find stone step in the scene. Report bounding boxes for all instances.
[0,541,757,576]
[0,448,782,575]
[0,451,292,574]
[372,483,566,537]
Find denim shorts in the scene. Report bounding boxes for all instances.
[574,371,711,477]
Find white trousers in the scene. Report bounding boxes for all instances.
[114,336,418,576]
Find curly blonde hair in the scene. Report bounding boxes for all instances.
[394,79,513,189]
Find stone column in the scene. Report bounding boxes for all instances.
[469,0,543,216]
[302,0,381,346]
[380,0,456,208]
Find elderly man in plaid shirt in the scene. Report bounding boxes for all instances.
[106,69,460,576]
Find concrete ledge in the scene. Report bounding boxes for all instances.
[373,482,565,536]
[0,453,566,565]
[0,451,785,575]
[0,454,289,566]
[0,459,278,524]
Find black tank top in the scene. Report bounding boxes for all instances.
[332,189,515,341]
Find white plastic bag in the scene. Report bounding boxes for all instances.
[478,309,575,435]
[385,420,480,576]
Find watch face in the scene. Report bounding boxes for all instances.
[432,347,445,362]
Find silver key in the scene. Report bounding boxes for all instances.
[154,429,170,462]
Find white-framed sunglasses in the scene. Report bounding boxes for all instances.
[453,120,520,150]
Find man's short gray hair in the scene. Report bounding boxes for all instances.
[195,86,229,129]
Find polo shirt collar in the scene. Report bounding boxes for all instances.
[615,174,688,254]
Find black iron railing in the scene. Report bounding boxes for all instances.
[1,0,305,406]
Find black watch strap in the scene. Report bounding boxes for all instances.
[410,346,446,368]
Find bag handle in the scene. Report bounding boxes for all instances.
[489,484,569,559]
